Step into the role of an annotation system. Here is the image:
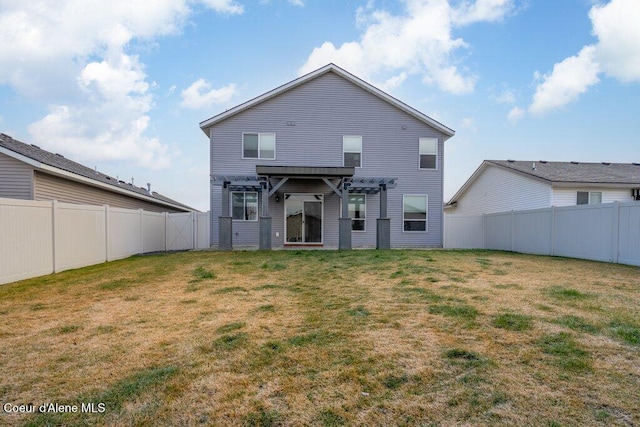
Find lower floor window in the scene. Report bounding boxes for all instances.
[577,191,602,205]
[348,194,366,231]
[232,192,258,221]
[403,194,427,232]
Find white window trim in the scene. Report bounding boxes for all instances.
[402,194,428,233]
[343,135,362,168]
[577,190,603,205]
[242,132,276,160]
[231,191,259,222]
[418,137,438,171]
[340,194,367,232]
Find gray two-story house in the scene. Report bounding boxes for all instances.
[200,64,455,249]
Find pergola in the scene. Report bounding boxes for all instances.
[211,166,397,250]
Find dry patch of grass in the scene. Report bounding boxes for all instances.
[0,250,638,426]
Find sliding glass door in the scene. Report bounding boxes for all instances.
[285,194,323,244]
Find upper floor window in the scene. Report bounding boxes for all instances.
[243,133,275,159]
[343,136,362,168]
[403,194,428,232]
[419,137,437,169]
[577,191,602,205]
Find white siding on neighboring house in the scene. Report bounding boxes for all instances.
[450,165,551,215]
[552,187,634,206]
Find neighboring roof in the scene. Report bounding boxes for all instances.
[446,160,640,207]
[0,133,195,211]
[199,63,455,138]
[488,160,640,184]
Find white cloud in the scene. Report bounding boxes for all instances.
[590,0,640,82]
[180,79,237,109]
[0,0,241,168]
[492,89,516,104]
[452,0,514,26]
[199,0,244,15]
[461,117,476,130]
[529,46,600,115]
[28,53,174,169]
[299,0,515,94]
[288,0,304,6]
[507,106,524,123]
[528,0,639,114]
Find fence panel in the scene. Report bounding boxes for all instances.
[445,203,640,266]
[484,212,513,251]
[0,199,213,285]
[0,199,54,285]
[143,211,166,252]
[444,215,483,249]
[618,203,640,266]
[108,208,142,261]
[553,204,616,262]
[166,212,194,251]
[196,212,210,250]
[55,203,106,271]
[512,208,552,255]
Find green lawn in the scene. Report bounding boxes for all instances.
[0,250,638,426]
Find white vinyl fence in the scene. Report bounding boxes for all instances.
[445,202,640,267]
[0,198,210,285]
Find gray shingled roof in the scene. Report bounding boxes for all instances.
[488,160,640,185]
[0,133,194,210]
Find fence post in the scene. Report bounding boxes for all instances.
[104,204,110,262]
[192,211,196,250]
[550,206,556,256]
[612,202,620,263]
[482,213,486,249]
[510,210,515,252]
[139,209,144,255]
[52,200,58,273]
[164,212,168,252]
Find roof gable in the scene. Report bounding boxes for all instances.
[447,160,640,206]
[199,63,455,138]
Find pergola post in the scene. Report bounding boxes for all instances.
[339,181,352,250]
[218,181,233,250]
[377,183,390,249]
[259,181,272,250]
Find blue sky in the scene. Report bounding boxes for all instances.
[1,0,639,211]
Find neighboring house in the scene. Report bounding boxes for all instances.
[445,160,640,215]
[200,63,455,250]
[0,133,194,213]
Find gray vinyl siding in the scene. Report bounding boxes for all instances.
[210,71,447,248]
[0,153,33,199]
[34,172,185,213]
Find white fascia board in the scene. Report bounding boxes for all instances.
[199,64,455,138]
[37,165,190,211]
[0,146,43,168]
[551,182,640,189]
